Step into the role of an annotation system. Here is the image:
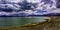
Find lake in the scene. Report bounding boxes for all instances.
[0,17,49,28]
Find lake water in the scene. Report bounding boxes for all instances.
[0,17,49,28]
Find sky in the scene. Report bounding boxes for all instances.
[0,0,59,16]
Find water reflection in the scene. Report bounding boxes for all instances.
[0,17,49,28]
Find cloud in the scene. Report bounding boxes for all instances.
[0,0,58,16]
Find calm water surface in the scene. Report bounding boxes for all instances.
[0,17,49,28]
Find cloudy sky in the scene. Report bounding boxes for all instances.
[0,0,59,16]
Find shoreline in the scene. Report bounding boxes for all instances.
[0,19,49,30]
